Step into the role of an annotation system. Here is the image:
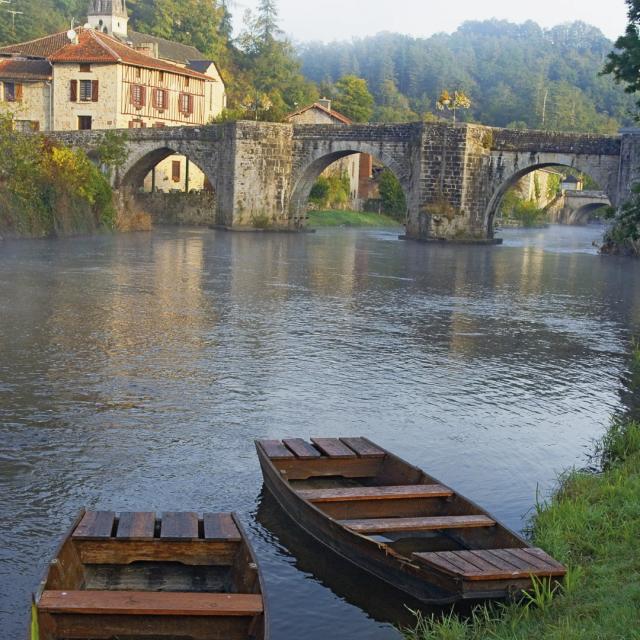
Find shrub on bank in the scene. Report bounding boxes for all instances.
[0,114,116,238]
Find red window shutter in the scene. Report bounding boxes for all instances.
[128,121,135,128]
[163,90,168,108]
[172,160,180,182]
[188,94,194,115]
[140,86,146,107]
[15,83,23,102]
[91,80,99,102]
[151,88,158,109]
[70,79,77,102]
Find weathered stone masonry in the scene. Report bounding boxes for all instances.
[49,121,633,241]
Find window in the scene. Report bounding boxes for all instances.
[4,81,15,102]
[135,67,141,78]
[131,84,146,108]
[78,115,92,130]
[153,88,167,110]
[159,71,164,84]
[128,120,146,128]
[80,63,91,72]
[172,160,181,182]
[15,120,39,132]
[152,122,165,128]
[178,92,193,115]
[185,76,190,87]
[79,79,92,101]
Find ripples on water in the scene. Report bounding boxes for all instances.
[1,224,640,638]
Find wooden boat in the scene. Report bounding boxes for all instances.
[32,509,267,640]
[255,437,566,604]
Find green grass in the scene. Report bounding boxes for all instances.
[307,209,402,228]
[403,418,640,640]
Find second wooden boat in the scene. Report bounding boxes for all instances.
[256,437,566,605]
[32,509,267,640]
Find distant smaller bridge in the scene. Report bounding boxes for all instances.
[547,190,611,225]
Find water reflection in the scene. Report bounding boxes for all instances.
[1,225,640,637]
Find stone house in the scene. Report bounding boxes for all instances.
[0,58,52,131]
[286,99,373,208]
[0,0,226,192]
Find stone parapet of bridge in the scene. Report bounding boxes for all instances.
[43,121,634,242]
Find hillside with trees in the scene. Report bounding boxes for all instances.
[299,20,635,133]
[0,2,633,132]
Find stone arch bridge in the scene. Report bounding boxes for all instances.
[50,121,637,242]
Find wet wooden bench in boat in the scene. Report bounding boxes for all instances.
[38,590,264,616]
[412,548,566,581]
[339,515,496,534]
[296,484,454,503]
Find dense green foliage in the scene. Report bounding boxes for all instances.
[603,0,640,108]
[403,344,640,640]
[300,21,634,132]
[0,114,115,237]
[601,185,640,255]
[308,172,350,209]
[499,189,548,227]
[308,209,400,228]
[378,169,407,220]
[330,76,374,123]
[0,3,629,132]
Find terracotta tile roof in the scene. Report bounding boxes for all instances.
[49,30,213,80]
[0,29,88,58]
[1,29,213,81]
[0,57,52,80]
[286,102,352,125]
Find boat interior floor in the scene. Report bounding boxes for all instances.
[84,562,233,593]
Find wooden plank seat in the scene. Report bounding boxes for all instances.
[38,590,264,616]
[71,511,243,543]
[297,484,453,503]
[258,440,295,459]
[339,437,386,458]
[311,438,358,459]
[412,548,566,581]
[283,438,322,459]
[340,515,495,534]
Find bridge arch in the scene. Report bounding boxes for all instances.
[568,201,610,225]
[483,154,619,236]
[290,136,414,226]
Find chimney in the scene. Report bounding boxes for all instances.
[318,97,331,111]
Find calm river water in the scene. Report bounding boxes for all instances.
[2,224,640,638]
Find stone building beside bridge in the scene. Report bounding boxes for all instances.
[0,0,225,191]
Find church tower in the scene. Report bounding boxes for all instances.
[87,0,129,39]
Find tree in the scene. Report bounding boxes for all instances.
[436,90,472,123]
[603,0,640,109]
[255,0,280,42]
[378,169,406,220]
[331,76,374,123]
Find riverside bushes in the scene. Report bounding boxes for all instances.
[0,114,116,238]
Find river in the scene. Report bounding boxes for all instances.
[1,224,639,638]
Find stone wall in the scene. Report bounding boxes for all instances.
[135,191,215,225]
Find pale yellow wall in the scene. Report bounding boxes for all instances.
[289,109,335,125]
[0,80,51,130]
[143,155,207,192]
[52,63,120,130]
[51,62,217,130]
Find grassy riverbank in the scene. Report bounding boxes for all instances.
[308,209,401,228]
[404,415,640,639]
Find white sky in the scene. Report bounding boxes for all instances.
[231,0,628,43]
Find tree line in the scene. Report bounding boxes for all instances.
[0,2,634,132]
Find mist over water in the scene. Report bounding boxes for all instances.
[1,224,639,638]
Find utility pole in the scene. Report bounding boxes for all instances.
[7,10,23,28]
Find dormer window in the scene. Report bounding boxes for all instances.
[80,63,91,72]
